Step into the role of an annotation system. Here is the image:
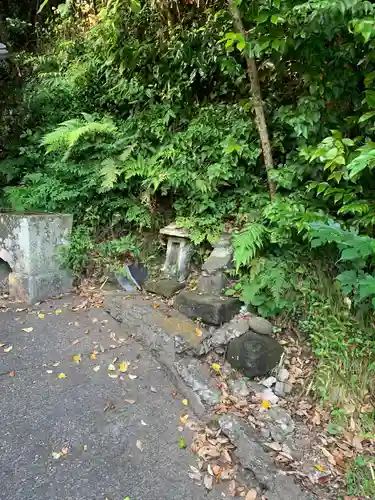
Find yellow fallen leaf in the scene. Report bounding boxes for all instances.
[55,309,62,315]
[195,328,202,337]
[180,414,189,425]
[182,399,188,406]
[90,353,97,360]
[108,373,118,379]
[38,313,45,319]
[314,465,326,472]
[119,362,129,373]
[211,363,221,373]
[3,345,13,353]
[22,327,34,333]
[261,400,272,409]
[108,363,116,371]
[58,372,66,379]
[52,451,61,459]
[73,354,82,364]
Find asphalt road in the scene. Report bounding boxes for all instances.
[0,296,217,500]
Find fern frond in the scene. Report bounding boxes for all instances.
[41,115,118,160]
[233,223,268,271]
[99,158,122,192]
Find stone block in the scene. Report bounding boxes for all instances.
[159,225,193,282]
[202,246,233,274]
[226,331,283,378]
[145,278,185,298]
[0,212,73,302]
[9,271,72,303]
[174,290,241,325]
[247,314,273,335]
[196,271,229,295]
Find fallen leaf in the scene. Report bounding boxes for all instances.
[261,400,272,409]
[55,309,62,315]
[245,489,258,500]
[128,374,138,380]
[93,366,100,372]
[182,399,188,406]
[211,363,221,373]
[203,474,213,490]
[90,353,97,360]
[52,451,61,459]
[124,399,136,404]
[22,327,33,333]
[141,420,148,426]
[83,444,88,451]
[195,328,202,337]
[136,440,143,452]
[265,442,282,452]
[4,345,13,353]
[153,303,159,309]
[52,361,60,367]
[150,386,157,393]
[108,363,116,371]
[61,446,69,456]
[73,354,82,364]
[16,308,26,312]
[119,361,129,373]
[38,313,45,319]
[228,479,236,497]
[74,321,79,327]
[179,436,187,449]
[46,370,53,374]
[9,371,15,377]
[180,414,189,425]
[314,465,326,472]
[72,339,80,345]
[57,372,66,379]
[108,373,118,379]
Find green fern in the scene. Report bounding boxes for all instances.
[233,223,268,271]
[42,114,118,160]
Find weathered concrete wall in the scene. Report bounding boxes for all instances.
[0,213,73,303]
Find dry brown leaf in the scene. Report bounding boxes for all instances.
[352,436,363,452]
[245,490,258,500]
[197,445,221,459]
[124,399,136,405]
[321,447,336,466]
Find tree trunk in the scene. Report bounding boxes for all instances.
[228,0,276,199]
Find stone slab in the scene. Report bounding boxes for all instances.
[0,212,73,302]
[8,271,72,303]
[145,278,185,298]
[202,246,233,274]
[160,223,190,238]
[174,291,241,326]
[196,272,229,295]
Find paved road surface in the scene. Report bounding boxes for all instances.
[0,296,217,500]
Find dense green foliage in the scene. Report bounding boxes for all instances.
[1,0,375,445]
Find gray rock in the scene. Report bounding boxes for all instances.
[145,278,185,298]
[247,314,273,335]
[199,314,250,354]
[226,331,283,378]
[274,381,292,398]
[174,291,241,326]
[263,407,295,442]
[277,367,289,382]
[229,378,250,398]
[174,358,221,406]
[219,415,311,500]
[261,376,277,388]
[196,271,229,295]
